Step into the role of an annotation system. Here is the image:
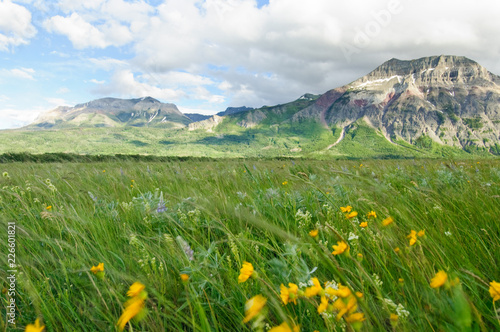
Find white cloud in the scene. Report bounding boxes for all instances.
[99,20,133,46]
[1,67,35,80]
[44,13,108,49]
[34,0,500,110]
[0,107,44,129]
[56,0,105,12]
[45,97,70,107]
[89,57,128,70]
[177,106,217,116]
[100,0,153,23]
[90,79,105,84]
[140,71,215,87]
[43,0,152,49]
[0,0,37,51]
[128,0,500,106]
[43,13,135,49]
[94,69,187,100]
[12,67,35,80]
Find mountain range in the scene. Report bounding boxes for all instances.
[4,55,500,158]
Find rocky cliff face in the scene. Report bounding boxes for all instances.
[188,115,225,132]
[31,97,192,129]
[217,106,254,117]
[294,55,500,151]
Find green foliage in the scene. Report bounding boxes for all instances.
[413,135,433,149]
[435,111,446,125]
[463,117,484,130]
[1,159,499,331]
[442,103,460,123]
[490,143,500,156]
[321,122,425,159]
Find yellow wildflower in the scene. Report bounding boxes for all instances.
[340,206,352,213]
[309,229,319,238]
[407,230,417,246]
[117,296,145,331]
[336,284,352,298]
[180,274,189,282]
[333,296,357,321]
[327,283,352,298]
[282,181,288,186]
[417,230,425,237]
[25,318,45,332]
[345,312,365,323]
[90,262,104,274]
[127,282,146,297]
[46,206,52,210]
[360,222,368,228]
[280,284,290,305]
[394,247,400,253]
[317,296,329,314]
[398,278,404,284]
[355,292,363,298]
[430,270,448,288]
[305,277,323,297]
[489,281,500,302]
[269,322,300,332]
[367,211,377,218]
[382,216,394,226]
[243,294,267,323]
[332,241,349,256]
[357,253,363,261]
[280,283,298,305]
[288,283,298,304]
[346,211,358,219]
[238,261,254,283]
[390,313,399,321]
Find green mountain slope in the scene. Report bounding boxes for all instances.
[3,56,500,159]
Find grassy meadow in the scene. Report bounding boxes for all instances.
[1,118,497,159]
[1,159,500,331]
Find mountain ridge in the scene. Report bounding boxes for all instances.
[11,55,500,157]
[30,96,191,129]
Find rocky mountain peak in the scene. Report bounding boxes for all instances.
[30,96,189,129]
[354,55,499,89]
[290,55,500,153]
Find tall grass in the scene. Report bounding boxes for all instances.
[1,159,499,331]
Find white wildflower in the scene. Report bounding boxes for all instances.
[299,282,309,288]
[373,274,383,287]
[383,298,397,310]
[295,209,312,229]
[348,232,359,241]
[396,304,410,318]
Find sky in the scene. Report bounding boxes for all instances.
[1,0,500,129]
